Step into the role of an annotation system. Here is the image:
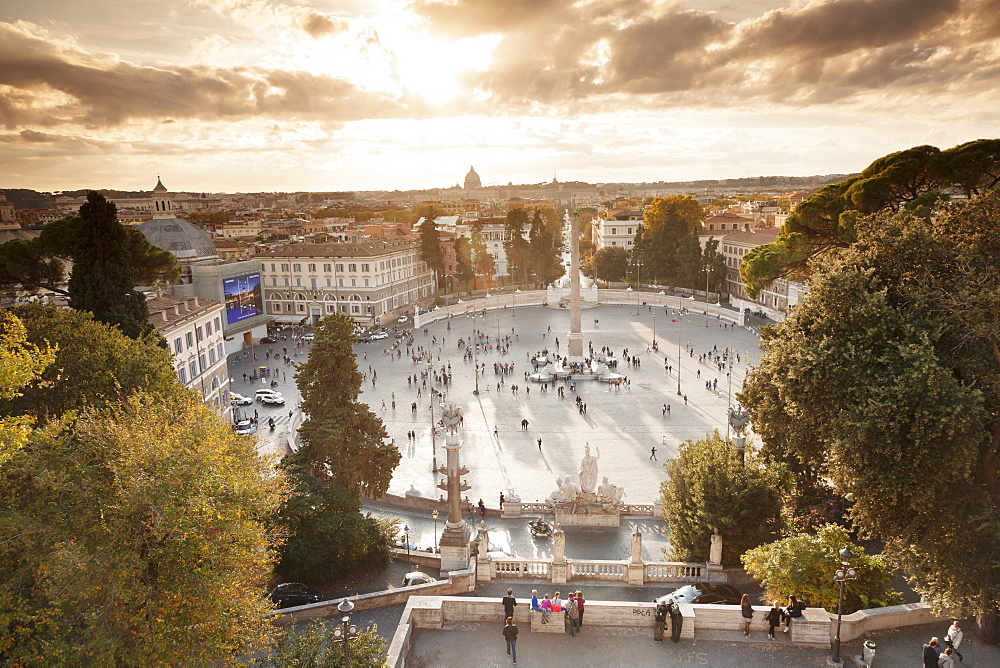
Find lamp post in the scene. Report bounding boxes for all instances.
[635,261,642,315]
[428,359,437,473]
[332,599,359,668]
[832,546,858,664]
[432,509,439,552]
[404,525,411,571]
[676,308,683,396]
[652,313,656,349]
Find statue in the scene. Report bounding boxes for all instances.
[553,526,566,562]
[442,403,463,435]
[597,476,625,510]
[506,488,521,504]
[578,444,600,494]
[728,406,750,438]
[562,475,580,503]
[709,528,723,566]
[545,477,566,507]
[630,528,642,563]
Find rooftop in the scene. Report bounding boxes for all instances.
[258,240,417,258]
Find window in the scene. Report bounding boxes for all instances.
[272,277,278,286]
[217,342,223,358]
[205,321,211,336]
[199,354,207,372]
[311,278,317,289]
[293,263,301,272]
[281,263,289,271]
[174,338,183,354]
[271,263,276,271]
[611,227,617,235]
[336,263,344,272]
[189,360,197,378]
[326,278,332,287]
[324,263,331,272]
[186,332,194,348]
[209,349,216,364]
[298,304,305,312]
[284,277,290,286]
[308,263,316,272]
[196,326,203,342]
[351,278,356,286]
[215,317,221,330]
[364,278,369,286]
[338,278,344,287]
[296,278,301,286]
[178,367,187,384]
[348,263,357,272]
[327,304,335,313]
[361,263,369,272]
[352,305,359,313]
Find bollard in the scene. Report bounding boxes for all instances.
[855,639,876,667]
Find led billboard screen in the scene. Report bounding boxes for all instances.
[222,272,263,325]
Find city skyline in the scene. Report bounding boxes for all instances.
[2,0,999,192]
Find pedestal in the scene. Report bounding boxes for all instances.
[439,524,471,572]
[567,332,584,358]
[555,509,620,527]
[627,563,645,586]
[551,561,568,584]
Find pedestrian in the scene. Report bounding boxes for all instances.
[662,403,666,416]
[654,599,669,641]
[783,595,804,633]
[666,404,671,414]
[502,588,517,621]
[668,596,683,642]
[565,594,580,637]
[650,446,657,461]
[478,498,486,518]
[945,620,964,662]
[552,591,563,615]
[575,590,585,627]
[924,637,942,667]
[494,425,499,439]
[500,492,505,510]
[764,601,782,640]
[540,594,552,624]
[740,594,753,637]
[537,438,542,452]
[502,617,519,664]
[684,393,688,405]
[531,589,540,612]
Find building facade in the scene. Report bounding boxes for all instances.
[593,209,642,251]
[720,228,807,319]
[147,294,230,416]
[258,240,435,326]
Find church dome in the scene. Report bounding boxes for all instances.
[138,217,217,259]
[464,165,482,190]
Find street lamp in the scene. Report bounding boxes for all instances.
[332,599,359,668]
[635,261,642,315]
[428,359,437,473]
[432,509,439,552]
[652,313,657,349]
[832,546,858,664]
[404,524,411,571]
[676,308,683,396]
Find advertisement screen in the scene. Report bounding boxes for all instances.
[222,272,263,325]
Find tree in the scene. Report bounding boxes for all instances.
[502,209,530,284]
[634,196,705,287]
[1,304,179,420]
[295,313,399,497]
[0,311,54,467]
[454,236,474,293]
[660,431,788,564]
[742,524,903,612]
[416,207,444,290]
[700,238,728,295]
[591,246,629,282]
[739,194,1000,642]
[469,223,495,284]
[0,394,287,665]
[255,619,387,667]
[526,208,564,287]
[67,192,153,338]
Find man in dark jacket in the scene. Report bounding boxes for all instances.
[502,588,517,621]
[668,597,684,642]
[503,617,519,664]
[923,637,941,667]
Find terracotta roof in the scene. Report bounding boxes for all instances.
[257,240,417,258]
[721,228,780,245]
[146,294,221,332]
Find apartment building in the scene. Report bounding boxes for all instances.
[593,209,642,251]
[455,217,516,277]
[147,294,230,416]
[258,240,435,326]
[720,228,806,319]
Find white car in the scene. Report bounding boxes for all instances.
[232,419,256,435]
[302,333,315,341]
[254,389,285,405]
[397,315,409,324]
[371,331,389,340]
[230,392,252,406]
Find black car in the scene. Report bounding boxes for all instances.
[261,336,277,344]
[656,582,742,606]
[268,582,321,609]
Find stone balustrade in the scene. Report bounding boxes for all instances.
[645,562,705,581]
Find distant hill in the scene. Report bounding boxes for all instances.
[2,188,56,210]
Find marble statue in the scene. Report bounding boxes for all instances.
[562,475,580,504]
[545,477,566,507]
[553,526,566,562]
[630,528,642,563]
[597,476,625,509]
[709,528,723,566]
[579,444,600,493]
[506,488,521,503]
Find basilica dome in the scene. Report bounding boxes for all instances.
[464,165,482,190]
[137,178,217,259]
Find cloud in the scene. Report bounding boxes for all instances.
[189,0,349,39]
[0,21,414,130]
[424,0,1000,109]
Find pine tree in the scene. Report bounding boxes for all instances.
[67,192,151,338]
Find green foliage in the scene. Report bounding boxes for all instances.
[782,482,848,535]
[296,313,399,498]
[700,238,727,294]
[1,304,180,420]
[591,246,629,282]
[416,208,443,289]
[0,393,287,666]
[660,431,789,564]
[256,619,388,667]
[469,223,495,278]
[633,196,705,288]
[66,192,152,337]
[742,525,903,613]
[503,209,531,284]
[742,138,1000,296]
[453,236,474,291]
[274,470,398,584]
[739,194,1000,635]
[0,311,54,468]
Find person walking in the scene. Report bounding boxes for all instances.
[740,594,753,637]
[654,599,669,641]
[764,601,782,640]
[650,446,657,461]
[668,596,683,642]
[565,594,581,637]
[502,588,517,622]
[502,617,519,664]
[939,647,956,668]
[537,438,542,452]
[945,620,964,662]
[499,492,505,510]
[478,498,487,518]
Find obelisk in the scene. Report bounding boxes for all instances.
[437,402,471,571]
[567,210,584,359]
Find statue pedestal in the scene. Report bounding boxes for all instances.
[439,524,471,572]
[555,509,620,527]
[551,560,568,584]
[567,333,584,358]
[627,563,646,586]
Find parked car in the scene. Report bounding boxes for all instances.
[260,336,277,344]
[268,582,321,609]
[232,419,256,435]
[230,392,252,406]
[401,571,438,587]
[358,333,374,343]
[371,331,389,340]
[255,389,285,405]
[656,583,742,606]
[397,315,409,324]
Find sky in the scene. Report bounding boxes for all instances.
[1,0,999,193]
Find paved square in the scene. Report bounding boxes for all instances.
[360,303,760,505]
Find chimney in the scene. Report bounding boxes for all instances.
[173,305,180,316]
[194,296,200,307]
[161,311,168,322]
